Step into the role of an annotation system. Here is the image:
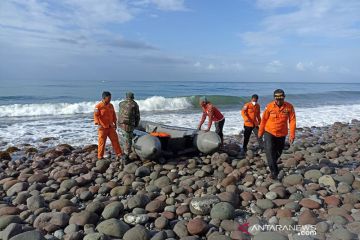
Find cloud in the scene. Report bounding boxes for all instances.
[192,60,245,72]
[265,60,283,73]
[296,61,314,71]
[339,67,350,74]
[0,0,188,53]
[151,0,187,11]
[256,0,300,9]
[139,55,190,64]
[132,0,188,11]
[296,62,305,71]
[194,62,201,67]
[261,0,360,38]
[108,38,158,50]
[318,65,329,73]
[240,0,360,49]
[207,64,215,70]
[240,31,282,47]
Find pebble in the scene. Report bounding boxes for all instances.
[210,202,234,220]
[96,218,130,238]
[0,121,359,239]
[256,199,274,210]
[123,225,150,240]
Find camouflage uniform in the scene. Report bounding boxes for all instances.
[118,93,140,156]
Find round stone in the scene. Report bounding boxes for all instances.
[210,202,235,220]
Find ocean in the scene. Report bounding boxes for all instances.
[1,81,360,148]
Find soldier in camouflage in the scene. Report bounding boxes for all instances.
[118,92,140,164]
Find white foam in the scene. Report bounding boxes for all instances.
[1,104,360,149]
[0,96,192,117]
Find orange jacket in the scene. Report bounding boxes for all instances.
[258,101,296,139]
[94,101,117,128]
[241,102,261,127]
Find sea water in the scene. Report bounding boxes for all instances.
[0,81,360,148]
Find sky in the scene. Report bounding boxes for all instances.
[0,0,360,83]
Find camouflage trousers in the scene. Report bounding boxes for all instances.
[119,128,134,155]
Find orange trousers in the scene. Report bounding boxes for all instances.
[98,127,122,159]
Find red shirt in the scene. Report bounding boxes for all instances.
[201,103,224,124]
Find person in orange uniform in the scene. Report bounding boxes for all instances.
[241,94,264,153]
[94,91,122,160]
[197,96,225,144]
[258,89,296,179]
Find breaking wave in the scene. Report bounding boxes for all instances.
[0,96,193,117]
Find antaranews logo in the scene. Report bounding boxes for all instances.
[238,222,317,236]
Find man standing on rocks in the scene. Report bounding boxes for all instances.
[94,91,122,160]
[241,94,264,153]
[118,92,140,164]
[258,89,296,179]
[198,96,225,144]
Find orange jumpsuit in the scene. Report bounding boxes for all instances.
[94,101,122,159]
[258,100,296,176]
[258,101,296,140]
[241,102,261,127]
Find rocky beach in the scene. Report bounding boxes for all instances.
[0,120,360,240]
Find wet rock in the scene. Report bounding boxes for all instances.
[324,195,340,206]
[283,174,303,186]
[0,215,22,230]
[298,210,318,225]
[101,201,124,219]
[34,212,69,232]
[0,151,12,160]
[69,211,99,226]
[304,170,322,181]
[27,196,45,211]
[154,216,168,229]
[154,176,171,189]
[6,183,28,197]
[110,186,129,196]
[83,233,108,240]
[146,200,165,213]
[0,207,20,216]
[9,230,46,240]
[173,220,188,238]
[189,196,220,215]
[49,199,74,211]
[210,202,234,220]
[253,232,288,240]
[96,219,130,238]
[6,146,20,154]
[187,218,207,235]
[334,172,355,185]
[124,213,149,225]
[318,175,336,188]
[330,228,356,240]
[123,225,150,240]
[299,199,321,209]
[2,223,23,240]
[256,199,274,210]
[135,166,151,177]
[127,194,150,209]
[265,192,277,200]
[28,173,48,184]
[346,221,360,235]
